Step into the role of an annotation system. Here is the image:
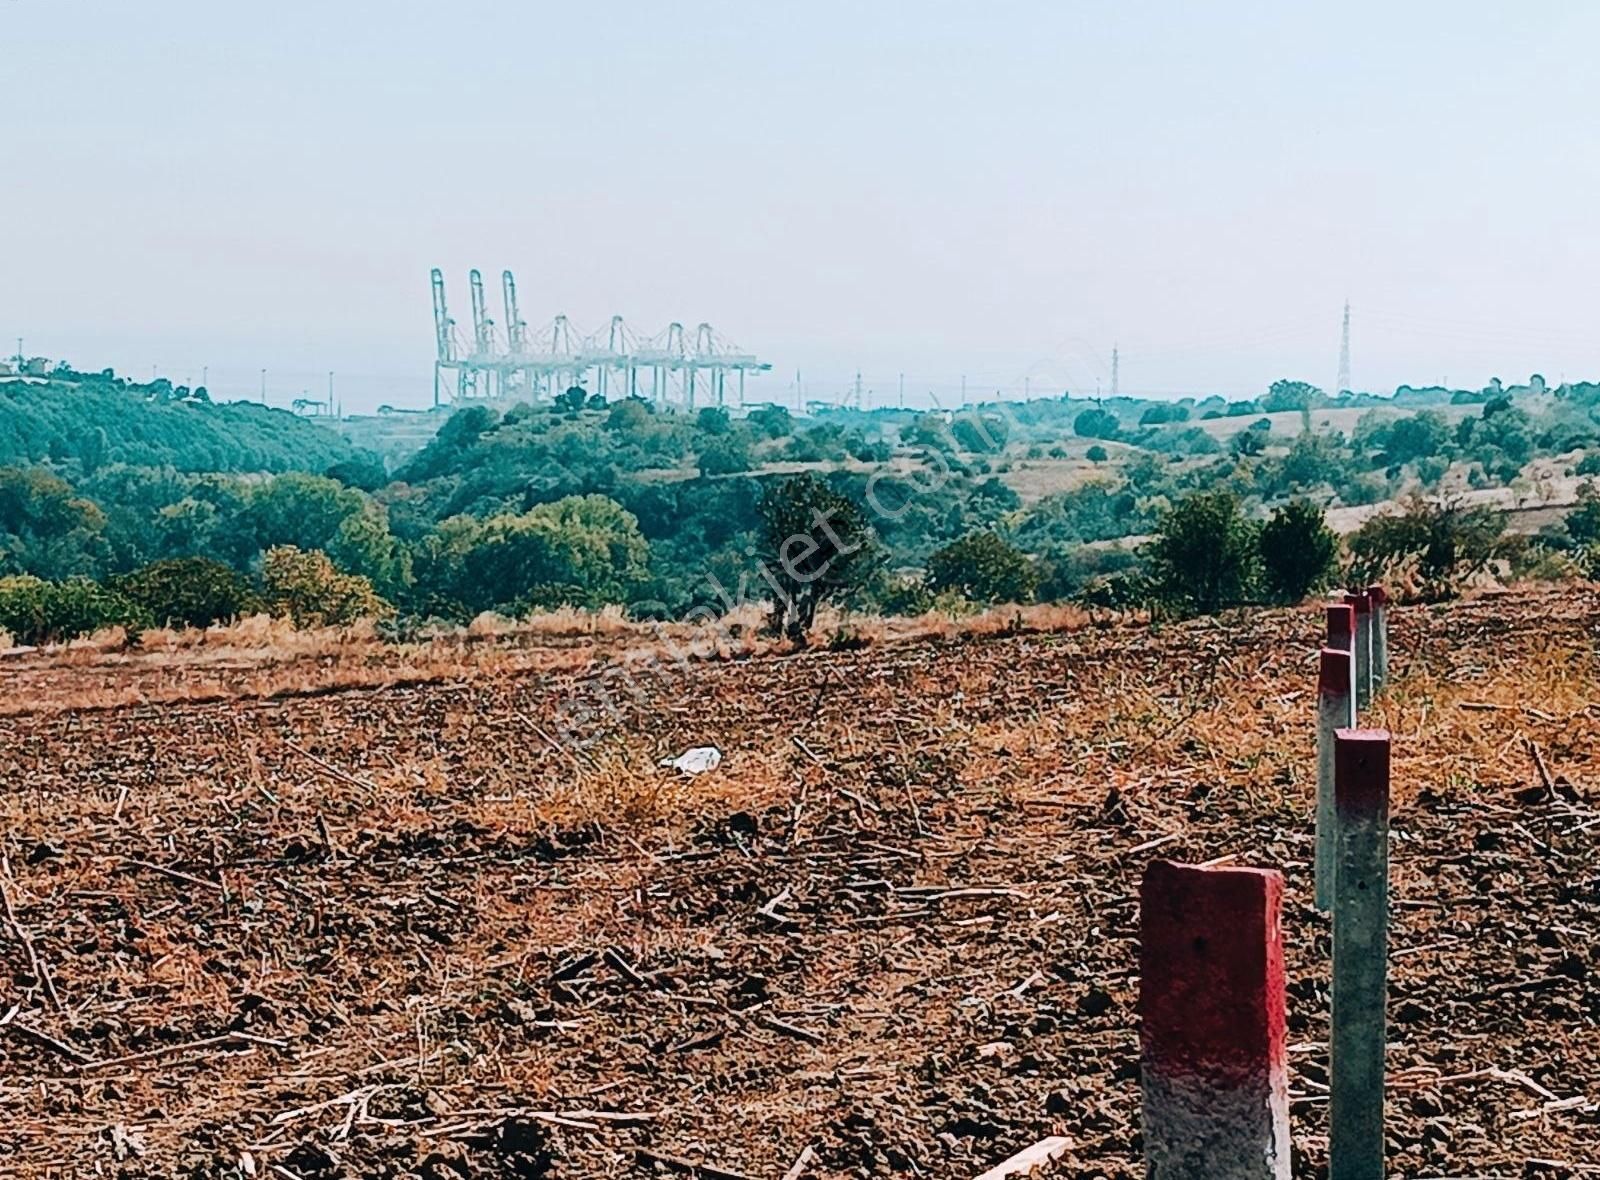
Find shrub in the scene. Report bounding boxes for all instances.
[1146,491,1259,616]
[113,557,260,629]
[1086,444,1109,464]
[0,575,150,645]
[259,546,393,627]
[1346,495,1509,600]
[926,531,1039,604]
[1258,499,1339,604]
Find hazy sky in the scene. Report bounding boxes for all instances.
[4,2,1598,412]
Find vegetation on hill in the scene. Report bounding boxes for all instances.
[3,360,1598,644]
[0,363,365,473]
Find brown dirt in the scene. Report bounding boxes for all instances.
[0,587,1596,1178]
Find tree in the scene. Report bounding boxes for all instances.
[410,495,649,618]
[1262,379,1324,412]
[112,557,261,628]
[746,404,793,439]
[697,435,753,476]
[1086,444,1109,464]
[926,531,1038,604]
[605,397,654,434]
[1231,428,1266,457]
[259,546,393,626]
[695,406,732,436]
[0,467,111,580]
[1073,408,1121,440]
[952,412,1009,454]
[554,385,588,413]
[756,474,878,642]
[1139,403,1190,426]
[1147,491,1259,616]
[1258,499,1339,604]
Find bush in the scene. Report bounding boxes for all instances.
[1346,495,1509,600]
[0,575,150,644]
[1258,499,1339,604]
[1085,444,1109,464]
[113,557,261,628]
[926,531,1038,604]
[259,546,393,627]
[1147,491,1259,616]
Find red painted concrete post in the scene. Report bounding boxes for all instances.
[1140,861,1290,1180]
[1315,647,1354,912]
[1330,730,1391,1180]
[1343,591,1373,711]
[1365,584,1389,691]
[1325,604,1357,720]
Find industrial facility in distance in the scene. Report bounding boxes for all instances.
[430,268,770,409]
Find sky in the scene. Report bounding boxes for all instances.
[3,2,1598,413]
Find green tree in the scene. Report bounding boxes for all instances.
[411,495,649,618]
[260,546,393,627]
[605,397,654,434]
[1147,491,1260,615]
[1086,444,1109,464]
[1073,408,1121,440]
[1139,403,1190,426]
[756,474,879,642]
[0,467,111,579]
[1262,379,1324,412]
[1231,428,1266,457]
[952,413,1009,454]
[697,435,754,476]
[554,386,588,413]
[746,404,793,439]
[112,557,261,628]
[695,406,732,435]
[926,531,1039,604]
[1258,499,1339,604]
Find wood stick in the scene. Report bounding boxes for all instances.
[82,1030,287,1071]
[781,1145,816,1180]
[121,857,225,893]
[0,881,62,1012]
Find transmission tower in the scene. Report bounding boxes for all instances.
[1337,300,1352,395]
[1111,345,1120,398]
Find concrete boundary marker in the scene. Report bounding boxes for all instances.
[1343,591,1373,710]
[1365,584,1389,691]
[1140,860,1290,1180]
[1315,647,1354,912]
[1330,729,1391,1180]
[1326,602,1357,708]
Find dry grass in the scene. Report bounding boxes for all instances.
[0,599,1107,719]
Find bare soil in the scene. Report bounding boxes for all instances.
[1,587,1596,1178]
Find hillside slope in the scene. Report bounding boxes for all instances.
[0,376,357,473]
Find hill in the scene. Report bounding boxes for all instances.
[0,367,358,474]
